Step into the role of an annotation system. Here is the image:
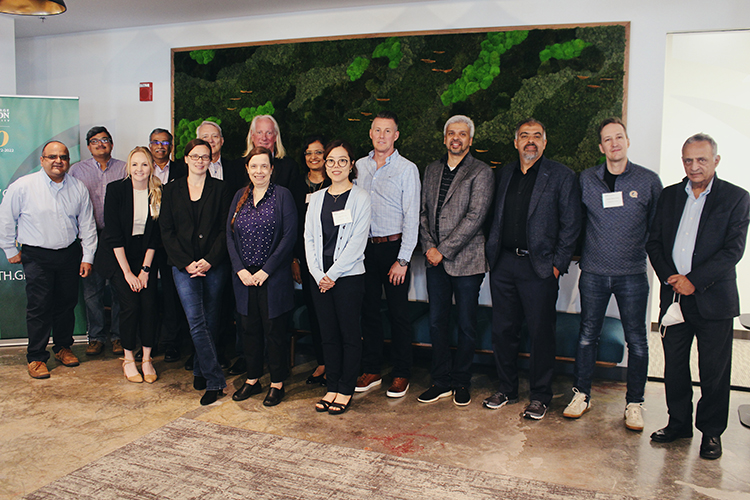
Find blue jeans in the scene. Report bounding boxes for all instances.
[426,264,484,388]
[574,271,649,403]
[172,263,228,391]
[81,268,120,342]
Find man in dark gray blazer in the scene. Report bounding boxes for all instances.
[417,115,494,407]
[646,133,749,460]
[484,118,581,420]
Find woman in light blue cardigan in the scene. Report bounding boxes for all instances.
[304,140,371,415]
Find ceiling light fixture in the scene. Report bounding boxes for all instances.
[0,0,66,16]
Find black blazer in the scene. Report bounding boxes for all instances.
[166,159,187,184]
[646,175,750,320]
[96,178,161,278]
[159,175,231,270]
[485,156,581,278]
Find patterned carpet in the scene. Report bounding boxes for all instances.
[25,418,637,500]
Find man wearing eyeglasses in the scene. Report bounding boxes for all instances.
[0,141,97,379]
[69,126,126,356]
[149,128,186,186]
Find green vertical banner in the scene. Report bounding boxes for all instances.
[0,95,82,340]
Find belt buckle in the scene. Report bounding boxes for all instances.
[515,248,528,257]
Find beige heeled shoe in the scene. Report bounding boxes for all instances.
[141,358,158,384]
[121,358,143,383]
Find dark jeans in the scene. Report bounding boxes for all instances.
[111,259,158,352]
[241,282,289,384]
[490,250,559,405]
[22,242,81,363]
[574,271,649,403]
[172,263,227,391]
[426,264,484,388]
[81,266,120,342]
[361,240,413,378]
[312,273,365,395]
[661,294,733,436]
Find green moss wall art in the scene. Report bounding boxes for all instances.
[172,23,628,172]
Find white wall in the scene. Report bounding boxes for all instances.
[1,17,16,94]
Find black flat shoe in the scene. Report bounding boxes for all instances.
[228,357,247,376]
[184,354,194,371]
[263,386,285,407]
[650,426,693,443]
[328,397,352,415]
[200,389,224,406]
[232,381,262,401]
[193,375,207,391]
[306,372,326,385]
[164,346,180,363]
[699,435,722,459]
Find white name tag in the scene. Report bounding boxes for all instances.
[332,209,352,226]
[602,191,623,208]
[305,193,312,204]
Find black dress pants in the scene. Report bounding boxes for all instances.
[660,294,733,436]
[155,246,189,350]
[299,257,324,366]
[22,242,81,363]
[241,282,289,383]
[489,250,559,405]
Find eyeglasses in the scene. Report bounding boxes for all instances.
[305,150,324,157]
[325,158,350,168]
[88,138,111,145]
[188,154,211,162]
[150,140,171,146]
[42,154,70,161]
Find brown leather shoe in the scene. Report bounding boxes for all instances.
[112,339,124,355]
[28,361,50,379]
[355,373,382,393]
[386,377,410,398]
[54,347,80,367]
[85,340,104,355]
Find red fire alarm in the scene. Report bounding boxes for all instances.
[140,82,153,102]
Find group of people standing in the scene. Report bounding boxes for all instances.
[1,112,747,459]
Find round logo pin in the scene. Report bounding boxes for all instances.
[630,191,638,198]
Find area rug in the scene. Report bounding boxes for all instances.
[25,418,637,500]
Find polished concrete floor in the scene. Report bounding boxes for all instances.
[1,344,749,500]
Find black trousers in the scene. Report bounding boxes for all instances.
[360,240,412,378]
[661,294,733,436]
[490,250,559,405]
[311,273,365,395]
[155,246,189,350]
[299,257,324,366]
[22,242,81,363]
[241,282,289,383]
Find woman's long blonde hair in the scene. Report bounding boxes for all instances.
[126,146,162,219]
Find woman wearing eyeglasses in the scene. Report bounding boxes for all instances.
[160,139,231,405]
[97,147,161,384]
[291,135,331,387]
[227,146,297,407]
[304,140,371,415]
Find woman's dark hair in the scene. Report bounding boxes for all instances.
[301,135,326,168]
[323,140,357,182]
[184,138,212,159]
[243,146,273,166]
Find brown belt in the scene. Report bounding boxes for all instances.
[369,233,402,244]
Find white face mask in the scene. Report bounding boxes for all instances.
[660,293,684,336]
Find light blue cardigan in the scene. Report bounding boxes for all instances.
[304,184,371,284]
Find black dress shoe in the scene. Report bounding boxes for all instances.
[232,381,262,401]
[263,386,285,407]
[306,372,326,385]
[193,375,207,391]
[228,357,247,376]
[184,354,194,371]
[700,435,722,459]
[218,354,231,370]
[164,346,180,363]
[200,390,224,406]
[650,426,693,443]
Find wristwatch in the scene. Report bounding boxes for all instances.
[397,259,409,267]
[142,266,151,273]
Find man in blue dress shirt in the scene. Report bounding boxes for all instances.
[0,141,98,379]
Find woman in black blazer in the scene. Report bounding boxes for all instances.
[160,139,232,405]
[97,146,161,384]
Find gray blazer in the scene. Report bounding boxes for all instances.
[419,153,495,276]
[485,156,581,279]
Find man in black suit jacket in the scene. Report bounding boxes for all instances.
[646,133,749,459]
[483,118,581,420]
[244,114,303,193]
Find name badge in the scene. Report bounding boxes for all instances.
[332,209,352,226]
[305,193,312,204]
[602,191,623,208]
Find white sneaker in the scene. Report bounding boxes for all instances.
[624,403,644,431]
[563,388,591,419]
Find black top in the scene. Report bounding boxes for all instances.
[603,168,618,192]
[435,154,464,241]
[502,157,541,250]
[321,189,351,272]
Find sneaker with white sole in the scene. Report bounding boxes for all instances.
[523,400,548,420]
[482,391,518,410]
[563,388,591,419]
[624,402,644,431]
[417,385,452,403]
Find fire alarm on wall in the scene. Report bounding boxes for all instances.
[140,82,153,102]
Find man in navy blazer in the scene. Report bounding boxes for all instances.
[483,118,581,420]
[646,133,749,459]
